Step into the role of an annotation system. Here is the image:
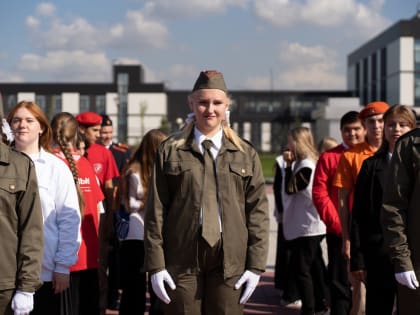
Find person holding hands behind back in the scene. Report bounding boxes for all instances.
[144,70,269,314]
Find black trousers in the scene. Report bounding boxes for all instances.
[274,223,300,301]
[119,240,146,315]
[289,235,328,315]
[31,282,60,315]
[70,269,100,315]
[326,233,352,315]
[364,252,396,315]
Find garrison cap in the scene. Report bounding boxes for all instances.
[76,112,102,126]
[192,70,227,93]
[101,114,113,127]
[358,101,389,119]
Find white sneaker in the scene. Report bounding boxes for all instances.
[315,308,330,315]
[280,299,302,308]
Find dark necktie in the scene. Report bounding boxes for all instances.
[201,139,220,247]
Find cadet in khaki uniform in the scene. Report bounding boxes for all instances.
[144,70,269,314]
[0,119,43,315]
[382,128,420,315]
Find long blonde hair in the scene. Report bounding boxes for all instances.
[288,126,318,162]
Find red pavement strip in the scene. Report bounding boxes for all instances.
[106,272,300,315]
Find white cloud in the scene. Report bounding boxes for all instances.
[17,50,111,82]
[276,42,345,89]
[254,0,389,38]
[111,10,168,49]
[26,16,40,28]
[154,64,198,89]
[26,8,168,52]
[36,2,56,16]
[144,0,248,17]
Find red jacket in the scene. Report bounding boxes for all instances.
[312,144,346,236]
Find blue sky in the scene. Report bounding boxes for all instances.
[0,0,418,90]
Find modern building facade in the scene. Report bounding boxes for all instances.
[0,65,167,145]
[1,64,359,152]
[348,12,420,106]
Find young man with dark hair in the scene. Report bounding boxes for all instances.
[313,110,365,315]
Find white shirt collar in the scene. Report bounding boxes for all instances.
[29,147,48,163]
[194,127,223,155]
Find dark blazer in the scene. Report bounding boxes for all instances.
[350,150,390,271]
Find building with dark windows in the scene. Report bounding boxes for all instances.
[167,90,356,152]
[0,65,167,144]
[0,63,359,152]
[348,12,420,106]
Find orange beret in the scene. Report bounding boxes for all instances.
[76,112,102,126]
[358,101,389,119]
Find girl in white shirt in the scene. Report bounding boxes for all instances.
[8,101,81,315]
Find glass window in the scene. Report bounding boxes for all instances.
[4,94,17,114]
[80,95,90,112]
[415,73,420,106]
[36,95,47,112]
[95,95,106,113]
[53,95,62,113]
[117,73,129,94]
[415,39,420,71]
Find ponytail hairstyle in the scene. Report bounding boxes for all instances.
[51,112,86,216]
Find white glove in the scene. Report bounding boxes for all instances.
[151,269,176,304]
[11,291,34,315]
[395,270,419,290]
[234,270,260,304]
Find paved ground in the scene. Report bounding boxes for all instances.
[106,185,302,314]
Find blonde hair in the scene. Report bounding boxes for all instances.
[289,126,318,162]
[182,92,244,151]
[317,136,338,153]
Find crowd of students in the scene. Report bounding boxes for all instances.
[0,69,271,315]
[274,102,420,315]
[4,71,420,315]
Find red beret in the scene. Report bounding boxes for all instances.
[76,112,102,126]
[358,101,389,119]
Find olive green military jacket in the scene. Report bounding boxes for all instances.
[382,128,420,273]
[0,142,43,292]
[144,128,269,279]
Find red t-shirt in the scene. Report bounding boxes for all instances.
[54,149,105,271]
[86,143,120,189]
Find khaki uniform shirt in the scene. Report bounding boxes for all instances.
[144,128,269,279]
[0,142,43,292]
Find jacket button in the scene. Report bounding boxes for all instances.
[241,168,245,174]
[9,184,15,190]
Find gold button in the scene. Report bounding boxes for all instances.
[9,184,15,190]
[241,168,246,174]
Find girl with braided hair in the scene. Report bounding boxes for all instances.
[51,112,105,315]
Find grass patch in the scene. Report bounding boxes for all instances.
[258,152,278,180]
